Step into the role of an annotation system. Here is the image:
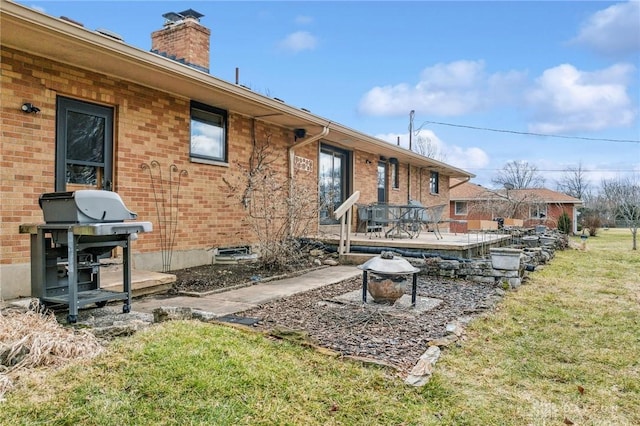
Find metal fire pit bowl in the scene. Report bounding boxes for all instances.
[357,251,420,306]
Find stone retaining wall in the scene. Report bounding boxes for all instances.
[406,233,567,289]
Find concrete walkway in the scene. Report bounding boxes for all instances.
[132,265,362,317]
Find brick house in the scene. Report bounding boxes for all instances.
[0,1,474,299]
[449,181,582,234]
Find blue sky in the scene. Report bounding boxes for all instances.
[21,0,640,189]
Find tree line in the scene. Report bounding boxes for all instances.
[491,160,639,250]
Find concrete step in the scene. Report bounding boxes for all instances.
[100,267,176,297]
[338,252,376,266]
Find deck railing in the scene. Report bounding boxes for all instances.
[333,191,360,254]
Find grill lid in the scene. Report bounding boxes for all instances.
[39,190,138,223]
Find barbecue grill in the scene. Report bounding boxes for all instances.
[20,190,152,323]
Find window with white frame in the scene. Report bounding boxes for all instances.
[429,171,439,194]
[190,101,227,162]
[530,204,547,219]
[455,201,467,215]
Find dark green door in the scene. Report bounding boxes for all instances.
[56,97,113,191]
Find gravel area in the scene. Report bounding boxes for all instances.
[238,275,504,374]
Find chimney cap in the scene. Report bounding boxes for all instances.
[162,9,204,23]
[179,9,204,19]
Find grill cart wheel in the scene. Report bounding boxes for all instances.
[67,314,77,324]
[123,304,131,314]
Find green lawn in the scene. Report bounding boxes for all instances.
[1,229,638,425]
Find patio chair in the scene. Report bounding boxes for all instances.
[409,200,446,240]
[369,204,395,239]
[355,204,369,234]
[356,204,385,238]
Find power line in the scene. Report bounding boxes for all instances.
[464,168,639,173]
[421,120,640,144]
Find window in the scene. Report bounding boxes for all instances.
[190,101,227,162]
[429,171,439,194]
[530,204,547,219]
[455,201,467,215]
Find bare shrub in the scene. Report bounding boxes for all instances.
[0,304,104,400]
[582,213,602,237]
[223,126,318,272]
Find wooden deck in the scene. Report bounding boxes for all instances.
[314,228,513,260]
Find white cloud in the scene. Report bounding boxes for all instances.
[571,1,640,57]
[277,31,318,53]
[358,60,526,117]
[375,129,490,172]
[445,146,490,171]
[525,63,637,133]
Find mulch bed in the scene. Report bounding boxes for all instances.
[168,262,505,375]
[168,260,318,294]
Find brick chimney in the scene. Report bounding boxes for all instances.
[151,9,210,73]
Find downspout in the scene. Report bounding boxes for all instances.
[288,125,330,234]
[288,125,330,181]
[407,165,411,203]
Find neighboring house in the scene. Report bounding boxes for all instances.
[0,1,473,299]
[449,181,582,234]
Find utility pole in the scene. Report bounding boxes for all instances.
[409,110,415,151]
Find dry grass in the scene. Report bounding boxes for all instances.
[433,228,640,424]
[0,302,104,401]
[0,229,637,425]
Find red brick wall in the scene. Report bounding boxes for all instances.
[0,46,306,266]
[448,199,577,232]
[351,154,450,213]
[1,45,458,273]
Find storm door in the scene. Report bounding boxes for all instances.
[55,97,114,192]
[319,145,350,225]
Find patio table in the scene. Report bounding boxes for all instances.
[364,204,424,239]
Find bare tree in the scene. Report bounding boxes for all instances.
[413,134,447,162]
[601,175,640,250]
[408,111,447,161]
[469,190,545,224]
[492,160,545,189]
[556,161,590,200]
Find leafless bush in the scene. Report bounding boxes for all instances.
[582,214,602,237]
[223,127,318,272]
